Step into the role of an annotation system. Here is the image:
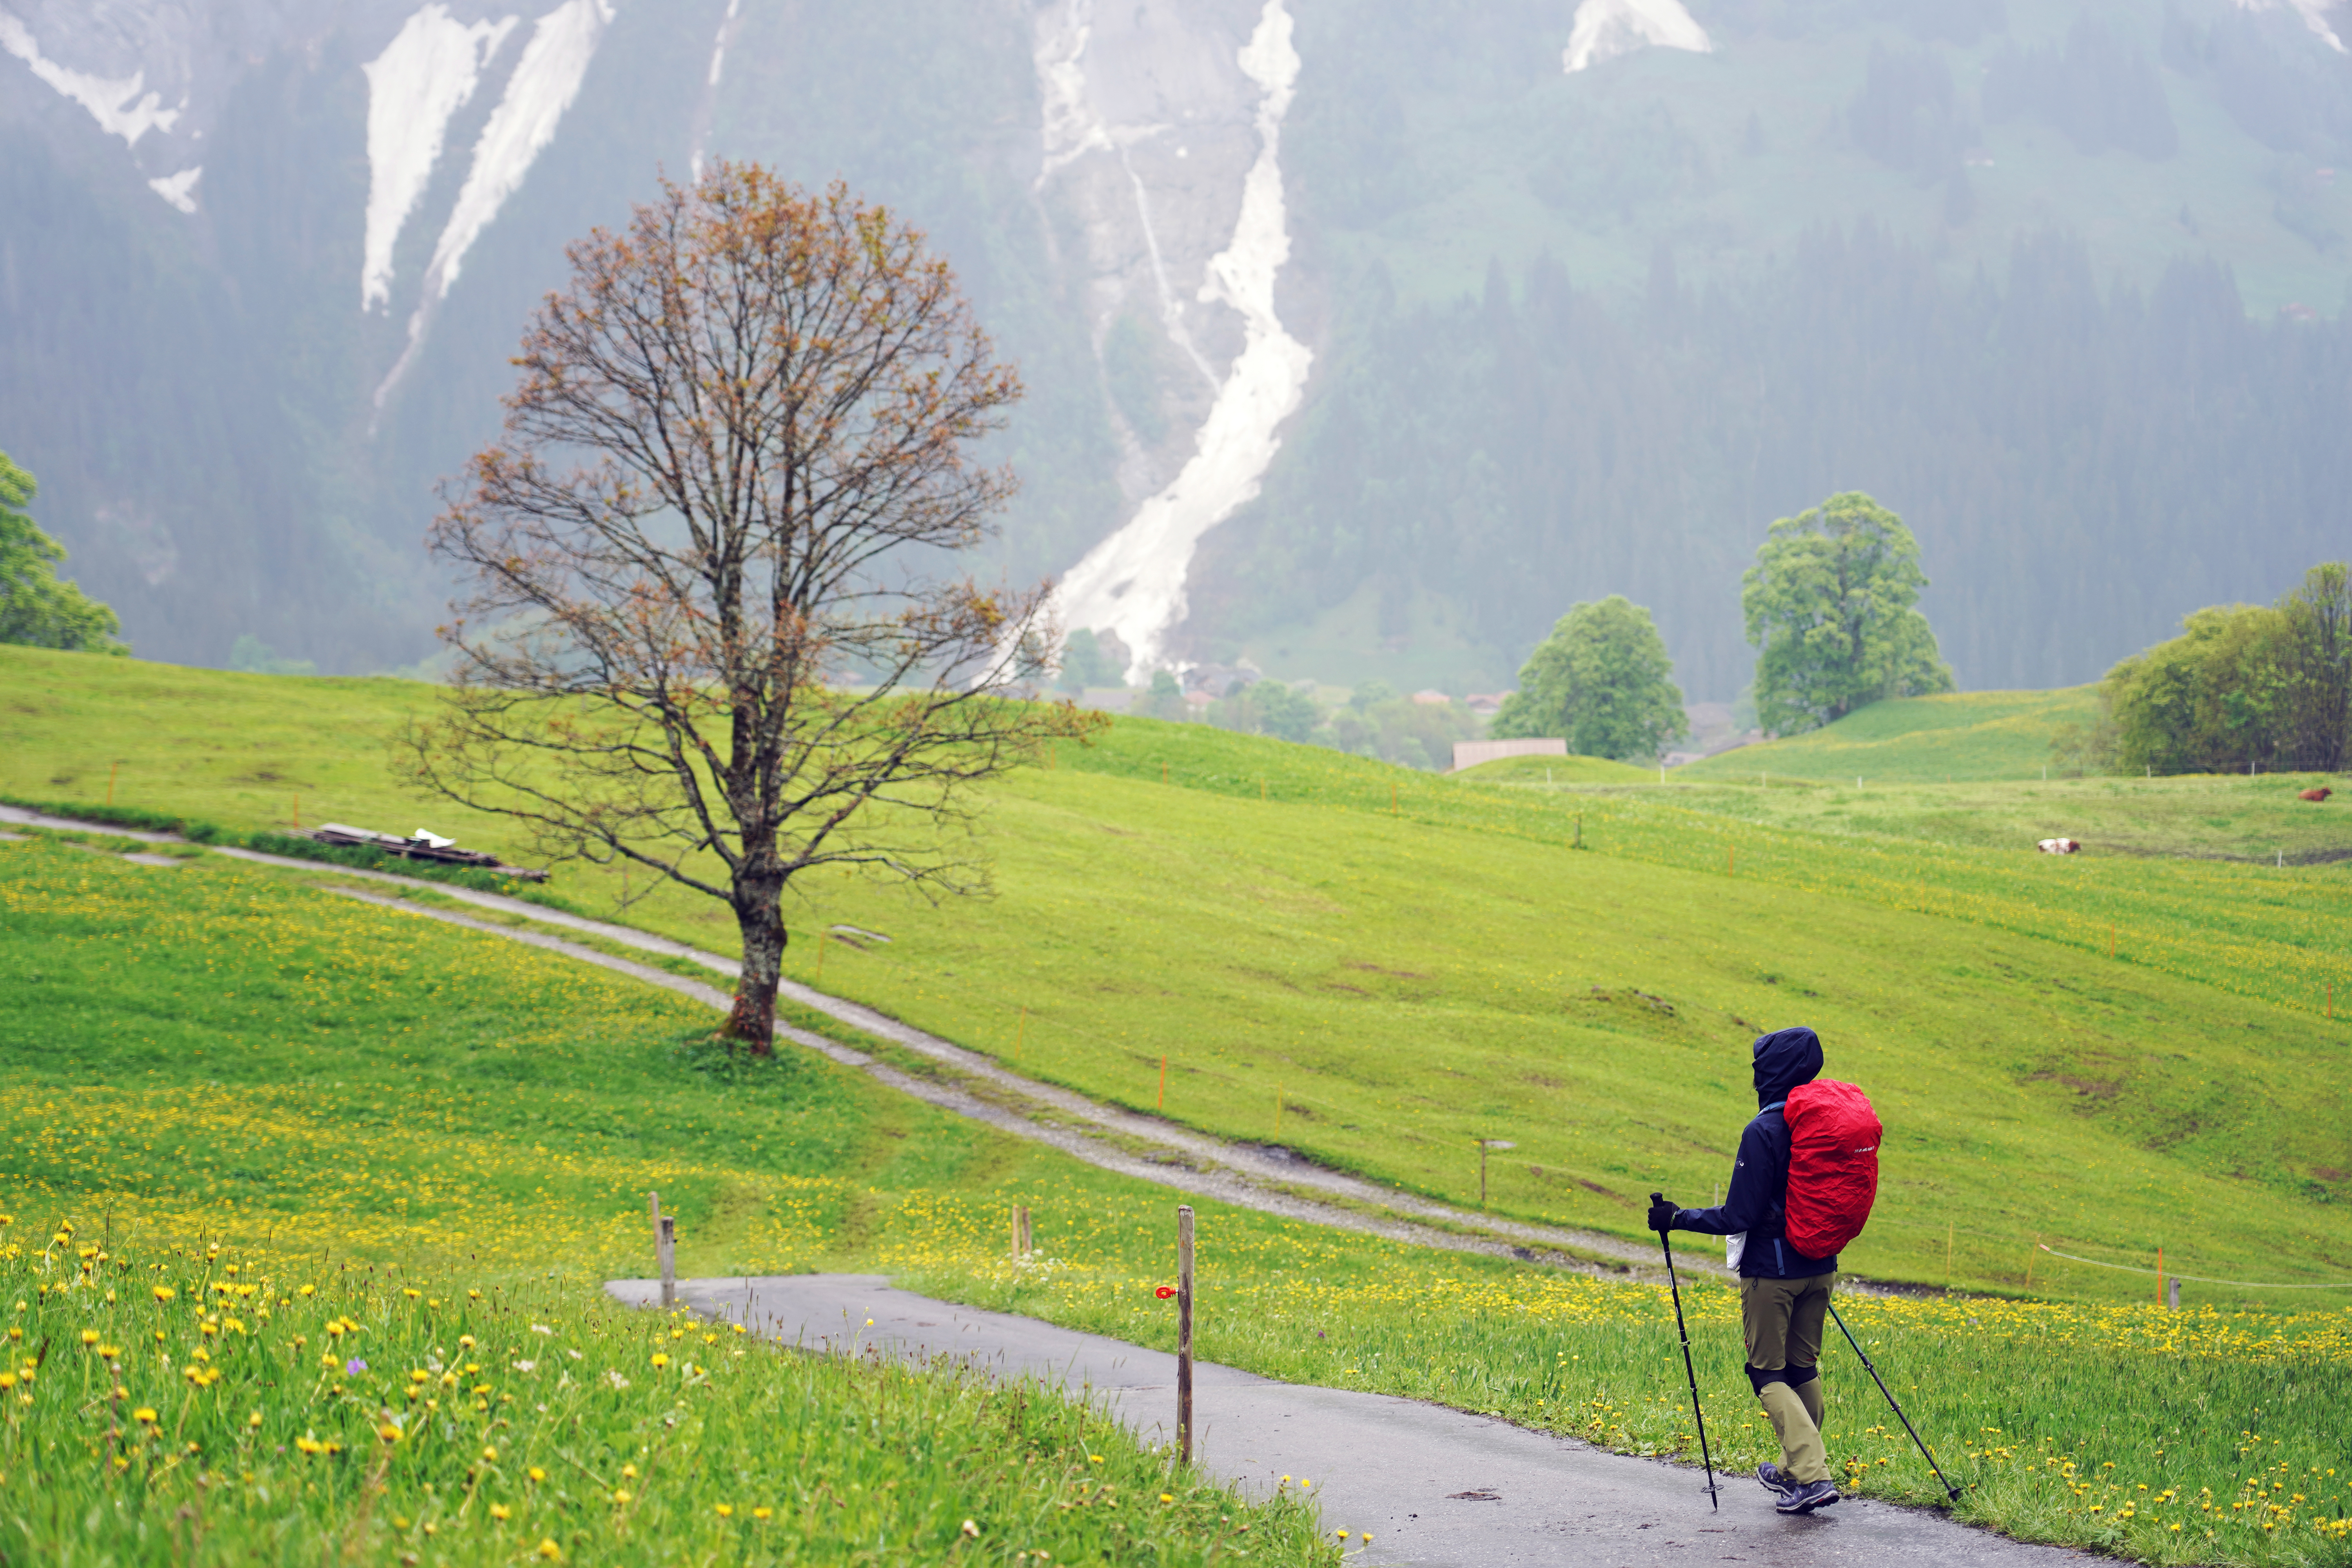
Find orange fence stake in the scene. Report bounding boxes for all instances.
[1158,1053,1169,1110]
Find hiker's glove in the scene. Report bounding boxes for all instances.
[1646,1196,1680,1233]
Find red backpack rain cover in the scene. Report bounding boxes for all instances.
[1782,1080,1882,1258]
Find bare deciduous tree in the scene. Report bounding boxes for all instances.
[401,164,1100,1051]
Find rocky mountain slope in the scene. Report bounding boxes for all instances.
[4,0,2350,696]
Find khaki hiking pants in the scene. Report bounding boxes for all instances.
[1741,1271,1834,1485]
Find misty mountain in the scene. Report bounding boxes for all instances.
[4,0,2352,699]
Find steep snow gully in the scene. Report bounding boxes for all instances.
[372,0,613,409]
[1051,0,1314,681]
[360,5,520,312]
[4,0,1766,648]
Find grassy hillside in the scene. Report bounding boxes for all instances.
[5,817,2349,1566]
[1452,752,1658,784]
[1678,690,2102,784]
[5,648,2350,1305]
[0,840,1345,1565]
[1663,689,2350,861]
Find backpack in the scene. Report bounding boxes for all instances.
[1782,1080,1882,1258]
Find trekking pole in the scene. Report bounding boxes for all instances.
[1649,1194,1719,1510]
[1824,1300,1961,1502]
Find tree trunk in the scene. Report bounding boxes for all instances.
[726,893,786,1055]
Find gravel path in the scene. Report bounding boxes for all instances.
[608,1273,2096,1568]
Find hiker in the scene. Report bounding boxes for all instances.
[1648,1026,1844,1516]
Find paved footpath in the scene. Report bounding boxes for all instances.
[610,1274,2093,1568]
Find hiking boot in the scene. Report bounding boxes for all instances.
[1775,1478,1840,1515]
[1755,1463,1796,1497]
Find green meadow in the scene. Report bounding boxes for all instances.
[1675,689,2101,784]
[2,834,2347,1565]
[4,646,2349,1303]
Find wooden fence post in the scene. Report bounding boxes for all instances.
[649,1192,676,1307]
[1177,1204,1194,1465]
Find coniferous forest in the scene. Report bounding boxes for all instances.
[1201,228,2352,698]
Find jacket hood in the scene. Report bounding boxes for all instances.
[1753,1027,1823,1107]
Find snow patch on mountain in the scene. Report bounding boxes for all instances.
[0,8,180,148]
[1562,0,1710,74]
[425,0,611,301]
[376,0,612,412]
[2237,0,2348,53]
[1056,0,1312,678]
[361,6,519,312]
[147,165,201,214]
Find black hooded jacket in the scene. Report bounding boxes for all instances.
[1669,1027,1839,1279]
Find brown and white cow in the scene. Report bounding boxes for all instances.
[2036,837,2081,854]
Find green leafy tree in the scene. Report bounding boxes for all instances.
[1324,691,1479,770]
[2096,564,2350,775]
[1214,679,1321,743]
[0,450,127,655]
[2276,563,2352,770]
[1740,491,1951,733]
[1490,594,1686,760]
[1136,668,1189,720]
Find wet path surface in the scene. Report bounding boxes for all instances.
[610,1274,2094,1568]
